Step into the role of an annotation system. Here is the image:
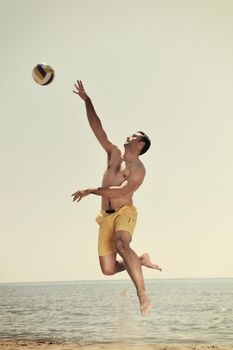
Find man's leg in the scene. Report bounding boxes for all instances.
[99,252,125,276]
[99,249,151,315]
[114,230,152,316]
[99,251,161,276]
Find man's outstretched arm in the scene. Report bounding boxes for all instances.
[73,80,116,154]
[71,167,145,202]
[71,185,125,202]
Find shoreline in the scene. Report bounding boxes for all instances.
[0,339,232,350]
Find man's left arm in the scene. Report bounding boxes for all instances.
[72,168,145,202]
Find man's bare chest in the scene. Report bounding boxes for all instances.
[103,161,130,186]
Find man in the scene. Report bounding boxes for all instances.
[72,81,161,316]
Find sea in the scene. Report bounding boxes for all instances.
[0,278,232,346]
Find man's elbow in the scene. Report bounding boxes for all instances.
[118,187,131,197]
[108,185,132,198]
[108,189,127,198]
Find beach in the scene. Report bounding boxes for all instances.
[0,339,233,350]
[1,280,232,349]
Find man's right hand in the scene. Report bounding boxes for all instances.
[73,80,116,154]
[71,188,93,202]
[73,80,89,101]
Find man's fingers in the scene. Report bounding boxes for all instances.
[71,190,84,202]
[78,80,86,93]
[74,83,82,93]
[73,86,85,97]
[71,192,78,196]
[74,81,86,97]
[71,191,79,201]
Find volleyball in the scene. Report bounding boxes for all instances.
[32,63,55,86]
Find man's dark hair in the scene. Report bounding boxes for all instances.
[137,131,151,155]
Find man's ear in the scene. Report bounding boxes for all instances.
[138,141,145,153]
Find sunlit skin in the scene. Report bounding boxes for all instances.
[72,81,162,316]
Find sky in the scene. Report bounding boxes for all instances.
[0,0,233,283]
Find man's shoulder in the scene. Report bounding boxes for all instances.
[107,145,122,165]
[137,159,146,171]
[108,145,122,157]
[136,161,146,179]
[130,160,146,178]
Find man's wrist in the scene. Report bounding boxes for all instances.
[84,95,91,103]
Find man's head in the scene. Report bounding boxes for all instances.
[124,131,151,156]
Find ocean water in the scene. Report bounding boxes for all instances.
[0,278,232,346]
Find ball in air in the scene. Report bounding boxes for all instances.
[32,63,55,86]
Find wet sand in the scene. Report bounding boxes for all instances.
[0,339,232,350]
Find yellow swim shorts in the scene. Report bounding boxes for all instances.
[95,205,137,256]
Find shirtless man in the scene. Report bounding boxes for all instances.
[72,81,161,316]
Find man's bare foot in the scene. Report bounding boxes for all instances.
[140,253,162,271]
[138,291,152,316]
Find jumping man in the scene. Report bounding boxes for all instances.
[72,81,162,316]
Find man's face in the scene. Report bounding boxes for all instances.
[124,132,142,146]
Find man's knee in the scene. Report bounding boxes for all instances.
[99,257,117,276]
[100,264,116,276]
[115,232,131,255]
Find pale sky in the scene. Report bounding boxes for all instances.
[0,0,233,283]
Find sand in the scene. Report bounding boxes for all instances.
[0,339,232,350]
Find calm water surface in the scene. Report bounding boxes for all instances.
[0,278,232,345]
